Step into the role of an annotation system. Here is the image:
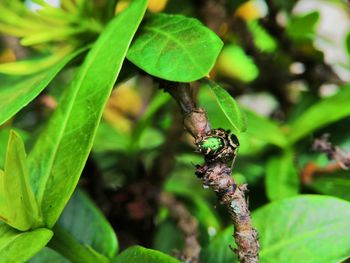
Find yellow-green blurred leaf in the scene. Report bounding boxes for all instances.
[216,44,259,82]
[0,131,41,231]
[247,20,277,53]
[0,47,73,75]
[0,223,53,263]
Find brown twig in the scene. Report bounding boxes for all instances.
[197,0,228,36]
[161,81,259,263]
[1,35,28,59]
[301,162,343,185]
[159,192,201,263]
[150,104,202,261]
[301,134,350,184]
[312,134,350,170]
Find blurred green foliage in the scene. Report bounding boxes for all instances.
[0,0,350,262]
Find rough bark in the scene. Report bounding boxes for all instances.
[162,81,259,263]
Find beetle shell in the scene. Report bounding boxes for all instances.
[198,137,224,156]
[195,128,239,162]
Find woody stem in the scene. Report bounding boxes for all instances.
[160,80,260,263]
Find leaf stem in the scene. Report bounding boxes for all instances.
[48,225,109,263]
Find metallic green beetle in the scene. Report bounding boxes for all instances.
[195,128,239,162]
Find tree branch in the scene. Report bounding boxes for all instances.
[159,192,201,263]
[160,81,260,263]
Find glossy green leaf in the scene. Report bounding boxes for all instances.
[0,131,41,231]
[244,109,287,148]
[28,0,148,228]
[127,13,223,82]
[202,195,350,263]
[286,11,320,42]
[0,222,53,263]
[288,85,350,143]
[0,127,29,169]
[199,87,266,155]
[216,44,259,83]
[255,195,350,263]
[265,149,299,201]
[203,80,247,134]
[58,189,118,258]
[198,84,230,130]
[0,48,84,125]
[113,246,181,263]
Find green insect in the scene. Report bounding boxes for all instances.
[200,137,225,155]
[195,128,239,164]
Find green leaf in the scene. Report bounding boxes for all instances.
[237,132,270,156]
[0,48,85,125]
[131,91,170,151]
[58,189,118,258]
[216,44,259,83]
[198,84,230,129]
[0,222,53,263]
[255,195,350,263]
[113,246,181,263]
[127,13,223,82]
[28,0,148,228]
[202,195,350,263]
[0,131,41,231]
[154,220,184,255]
[138,127,165,150]
[288,85,350,143]
[202,80,247,134]
[310,173,350,202]
[29,247,68,263]
[93,121,130,153]
[164,157,221,231]
[244,109,287,148]
[48,225,109,263]
[165,190,221,232]
[265,149,299,201]
[346,31,350,63]
[0,47,73,75]
[49,190,113,263]
[0,127,29,169]
[20,27,86,46]
[200,226,237,263]
[286,11,320,42]
[247,20,277,53]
